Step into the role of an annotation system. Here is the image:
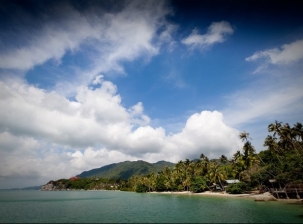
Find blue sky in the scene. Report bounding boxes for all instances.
[0,0,302,188]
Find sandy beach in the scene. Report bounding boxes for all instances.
[150,190,250,197]
[149,191,303,203]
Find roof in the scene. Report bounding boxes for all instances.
[226,179,240,184]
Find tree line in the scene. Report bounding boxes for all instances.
[120,121,303,194]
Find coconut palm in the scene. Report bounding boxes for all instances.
[208,162,226,191]
[239,131,251,142]
[200,154,210,176]
[163,166,172,191]
[232,132,259,182]
[220,155,228,164]
[149,172,157,192]
[292,122,303,141]
[269,121,302,154]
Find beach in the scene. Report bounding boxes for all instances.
[149,191,303,203]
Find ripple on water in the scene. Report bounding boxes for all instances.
[0,191,302,223]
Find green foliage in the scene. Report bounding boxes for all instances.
[261,121,303,185]
[190,176,207,193]
[155,175,166,192]
[135,183,148,193]
[226,182,251,194]
[45,177,120,190]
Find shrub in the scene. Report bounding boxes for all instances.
[135,183,148,193]
[226,182,250,194]
[190,176,207,193]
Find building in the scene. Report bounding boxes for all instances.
[226,179,240,184]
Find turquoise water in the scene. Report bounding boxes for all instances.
[0,191,302,223]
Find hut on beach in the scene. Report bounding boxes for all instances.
[270,181,303,199]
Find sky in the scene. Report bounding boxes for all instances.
[0,0,302,189]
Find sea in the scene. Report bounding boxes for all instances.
[0,190,302,223]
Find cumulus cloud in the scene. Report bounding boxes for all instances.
[0,78,130,148]
[246,39,303,65]
[0,131,74,188]
[68,147,138,171]
[166,111,241,159]
[181,21,234,49]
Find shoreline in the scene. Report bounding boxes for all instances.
[149,191,303,203]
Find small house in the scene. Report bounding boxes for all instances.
[226,179,240,185]
[209,183,222,191]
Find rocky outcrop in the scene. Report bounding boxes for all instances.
[40,181,67,191]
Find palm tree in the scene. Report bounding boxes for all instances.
[264,135,282,164]
[200,154,210,176]
[242,141,258,171]
[269,121,302,155]
[220,155,228,164]
[292,122,303,141]
[194,160,203,177]
[183,159,191,191]
[232,133,259,182]
[239,131,251,142]
[149,172,157,192]
[209,162,226,191]
[163,166,172,191]
[268,121,282,137]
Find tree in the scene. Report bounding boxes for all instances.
[200,154,210,176]
[208,162,226,191]
[149,172,157,192]
[263,121,303,184]
[232,132,259,182]
[220,155,228,164]
[163,166,172,191]
[190,176,207,193]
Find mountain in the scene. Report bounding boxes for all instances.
[77,160,175,180]
[0,185,43,191]
[22,185,43,190]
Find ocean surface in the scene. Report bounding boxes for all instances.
[0,190,302,223]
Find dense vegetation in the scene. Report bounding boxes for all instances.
[45,177,122,190]
[120,121,303,194]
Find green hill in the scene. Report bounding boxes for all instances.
[77,160,175,180]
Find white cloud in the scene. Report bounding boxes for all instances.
[128,102,151,126]
[166,111,241,159]
[0,3,98,70]
[68,147,139,171]
[225,40,303,127]
[0,132,74,187]
[246,39,303,65]
[223,80,303,127]
[181,21,234,49]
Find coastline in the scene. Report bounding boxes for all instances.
[149,191,303,203]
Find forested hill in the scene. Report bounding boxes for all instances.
[77,160,175,180]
